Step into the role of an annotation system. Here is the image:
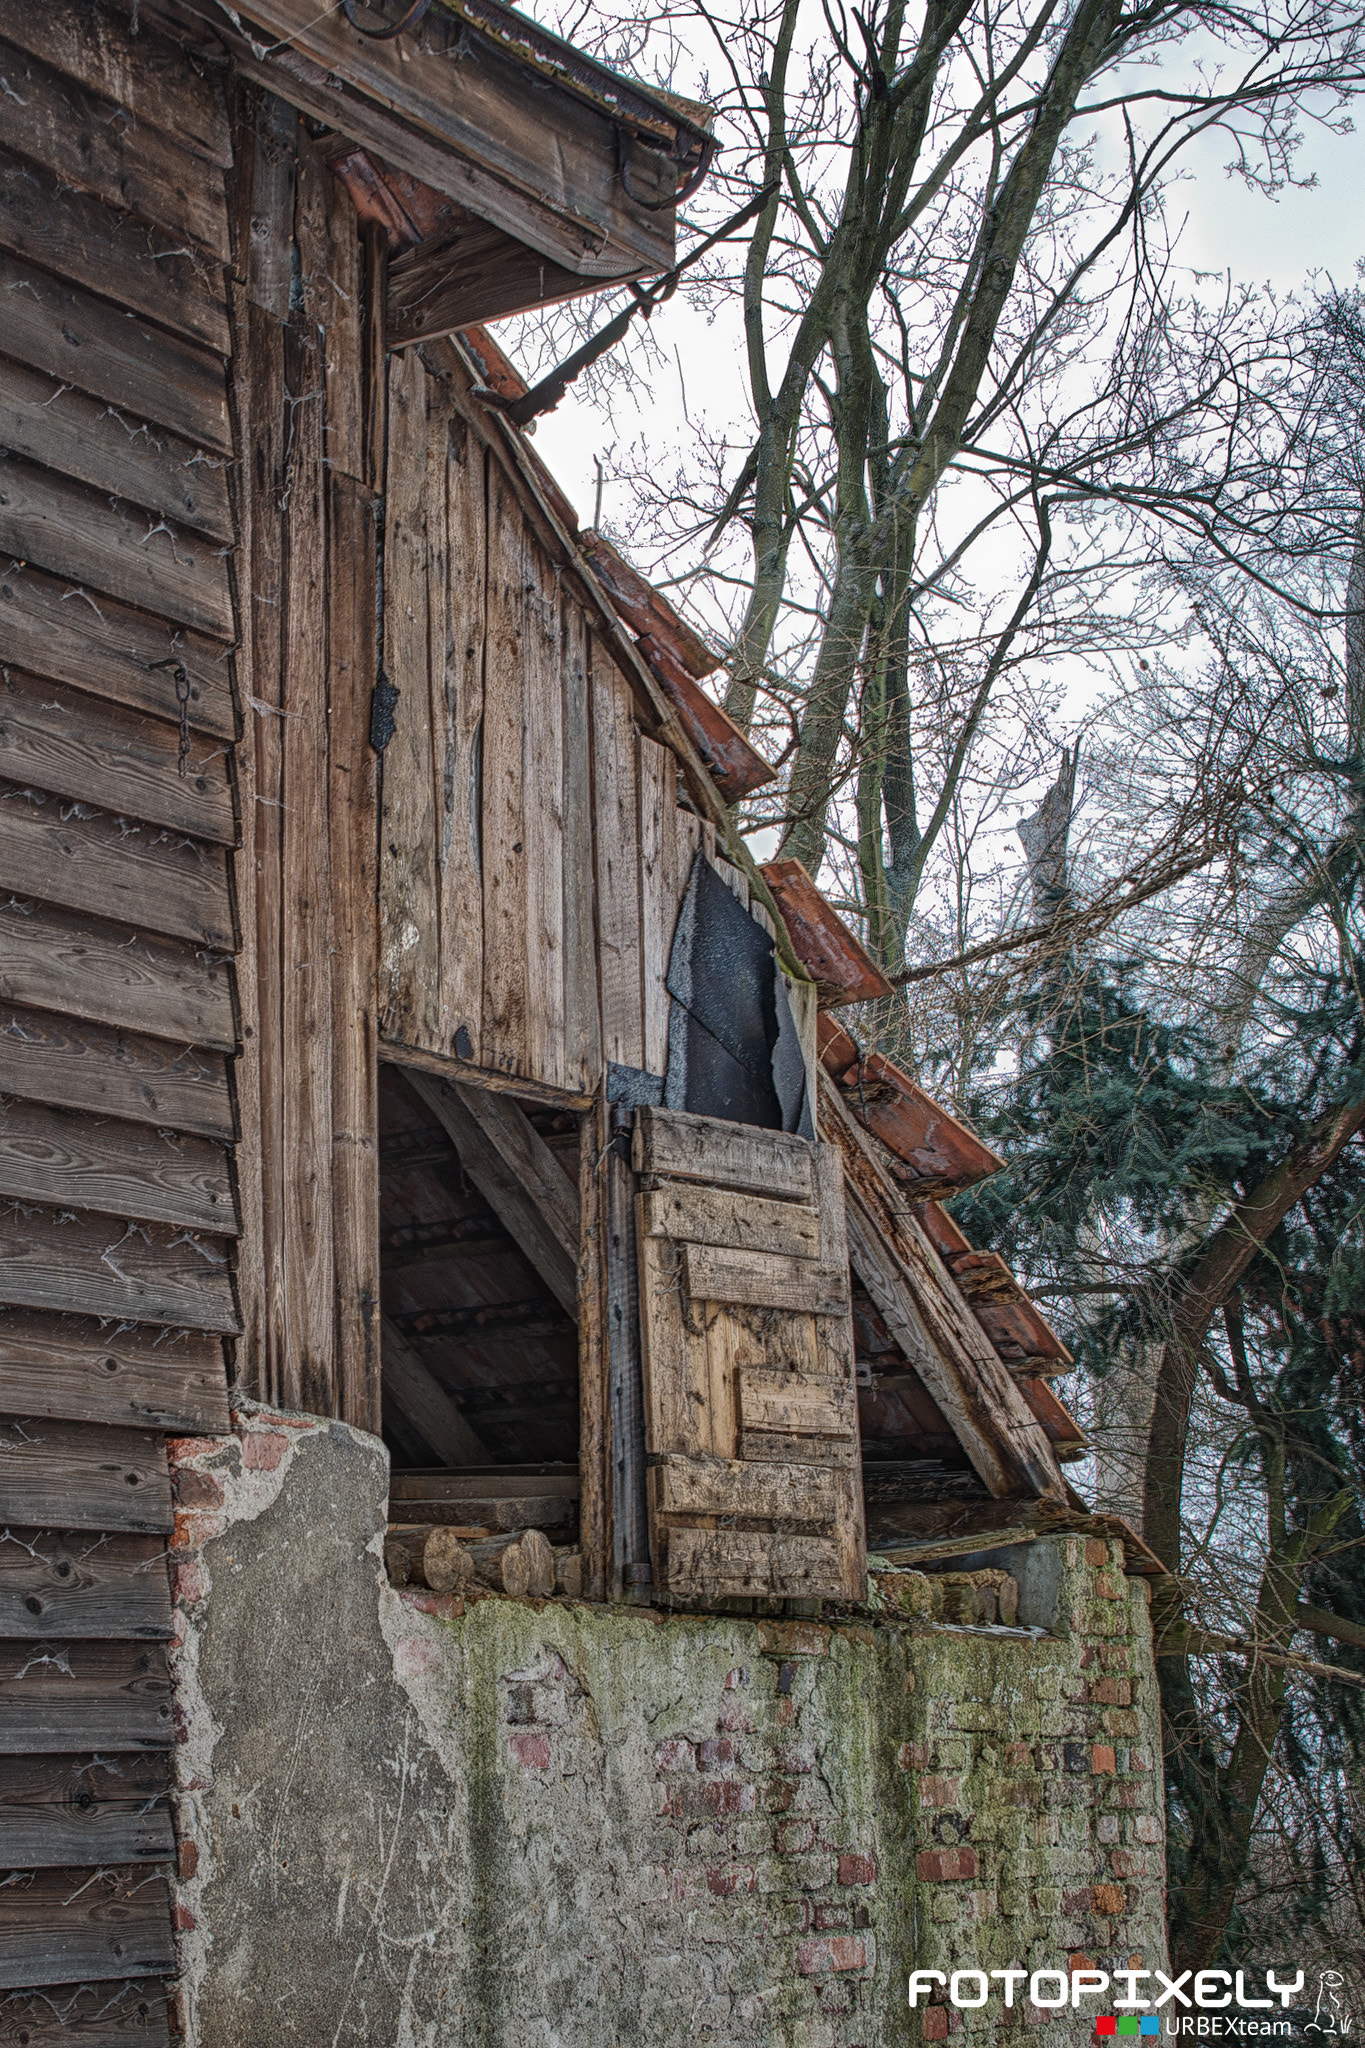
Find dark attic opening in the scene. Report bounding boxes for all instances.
[377,1062,583,1598]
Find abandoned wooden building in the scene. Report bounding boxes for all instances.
[0,3,1168,2042]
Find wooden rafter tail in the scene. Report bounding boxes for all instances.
[1016,1374,1087,1461]
[817,1015,1003,1196]
[762,861,894,1006]
[578,528,719,679]
[915,1199,1072,1366]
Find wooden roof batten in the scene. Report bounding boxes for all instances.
[212,0,714,337]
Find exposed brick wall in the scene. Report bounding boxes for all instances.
[164,1407,1167,2048]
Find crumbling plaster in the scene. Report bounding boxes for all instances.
[165,1406,1168,2048]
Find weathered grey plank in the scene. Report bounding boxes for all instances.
[0,559,234,737]
[634,1106,815,1201]
[0,1312,229,1433]
[0,1529,171,1638]
[0,355,233,542]
[0,0,232,166]
[0,146,229,356]
[640,1181,820,1259]
[0,1980,171,2046]
[0,1418,171,1533]
[0,454,233,641]
[0,779,234,949]
[0,671,235,846]
[0,1097,237,1236]
[0,36,229,260]
[0,1752,172,1871]
[0,900,235,1052]
[0,1003,232,1139]
[0,1204,239,1333]
[0,1866,175,1984]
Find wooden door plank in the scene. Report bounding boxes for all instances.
[0,1530,171,1638]
[327,473,381,1436]
[0,560,234,737]
[480,465,531,1078]
[821,1067,1064,1501]
[0,1002,232,1139]
[404,1072,579,1316]
[0,1097,237,1236]
[0,1418,171,1533]
[0,455,233,641]
[0,1981,171,2045]
[0,147,229,356]
[650,1452,839,1523]
[0,249,230,454]
[664,1525,846,1602]
[321,170,364,483]
[378,347,441,1050]
[633,1106,816,1200]
[0,781,233,949]
[0,356,233,543]
[0,900,235,1051]
[0,1866,174,1986]
[0,1314,229,1433]
[590,642,645,1072]
[636,1229,708,1462]
[737,1367,857,1440]
[640,1182,820,1259]
[433,409,487,1067]
[0,671,236,847]
[0,1204,239,1333]
[0,0,232,166]
[382,1315,490,1465]
[683,1244,848,1314]
[561,603,600,1094]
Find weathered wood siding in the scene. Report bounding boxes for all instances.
[377,342,741,1102]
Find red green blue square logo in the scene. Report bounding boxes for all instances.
[1095,2020,1159,2037]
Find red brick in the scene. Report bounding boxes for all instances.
[813,1903,851,1931]
[923,2007,951,2040]
[692,1780,756,1816]
[1109,1850,1145,1879]
[173,1470,224,1510]
[241,1429,289,1471]
[915,1847,978,1881]
[759,1621,831,1658]
[1063,1887,1094,1916]
[697,1737,734,1769]
[1093,1882,1126,1916]
[797,1935,867,1976]
[1087,1677,1132,1706]
[509,1733,551,1769]
[838,1852,876,1886]
[898,1742,930,1771]
[1091,1745,1117,1774]
[1134,1815,1163,1844]
[1086,1538,1108,1567]
[172,1905,197,1932]
[919,1775,960,1808]
[1095,1571,1125,1598]
[177,1839,198,1882]
[653,1738,696,1773]
[1004,1742,1032,1769]
[706,1865,755,1897]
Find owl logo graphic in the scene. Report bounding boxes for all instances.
[1307,1971,1353,2035]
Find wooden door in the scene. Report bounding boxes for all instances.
[633,1106,865,1603]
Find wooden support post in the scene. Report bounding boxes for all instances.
[604,1105,649,1601]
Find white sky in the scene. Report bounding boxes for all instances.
[515,96,1365,536]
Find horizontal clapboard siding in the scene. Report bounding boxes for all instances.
[0,1315,230,1433]
[0,1982,171,2044]
[0,1532,173,1639]
[0,1640,174,1754]
[0,1420,173,1533]
[0,1004,233,1139]
[0,1752,174,1868]
[0,899,236,1049]
[0,561,234,736]
[0,1098,239,1236]
[0,1205,238,1331]
[0,1868,176,1987]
